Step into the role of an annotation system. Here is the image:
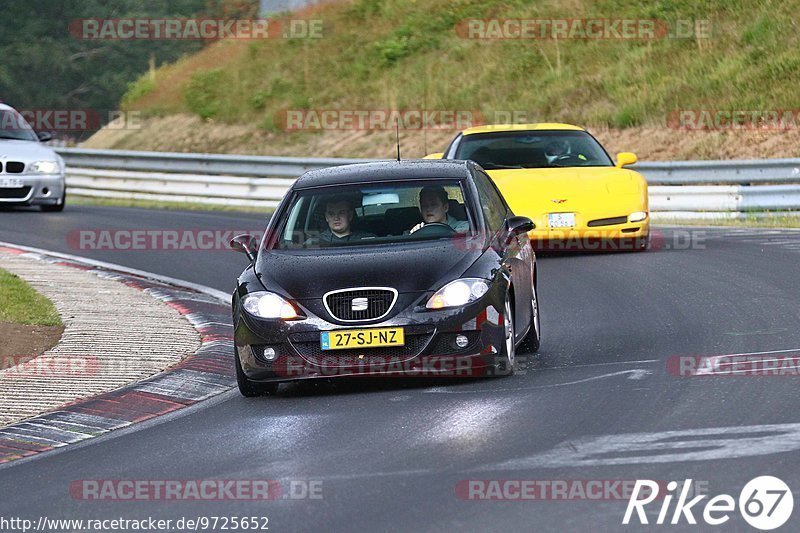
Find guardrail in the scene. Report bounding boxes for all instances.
[56,148,800,216]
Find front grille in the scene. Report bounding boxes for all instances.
[587,216,628,227]
[289,329,434,367]
[0,186,31,199]
[324,288,397,322]
[4,162,24,173]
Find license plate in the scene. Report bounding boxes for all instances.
[548,212,576,228]
[0,178,23,188]
[321,327,404,350]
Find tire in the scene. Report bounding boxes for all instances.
[492,292,516,377]
[40,188,65,212]
[235,346,279,397]
[518,282,541,353]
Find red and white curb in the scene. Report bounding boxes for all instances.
[0,244,235,464]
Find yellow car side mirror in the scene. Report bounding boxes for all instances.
[616,152,638,168]
[423,153,445,159]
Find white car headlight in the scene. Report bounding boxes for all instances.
[629,211,648,223]
[426,278,490,310]
[30,161,60,174]
[242,291,300,319]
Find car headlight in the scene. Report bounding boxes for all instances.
[242,291,301,319]
[29,161,60,174]
[629,211,648,223]
[426,278,490,309]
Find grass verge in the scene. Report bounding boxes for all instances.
[0,268,62,326]
[69,195,274,215]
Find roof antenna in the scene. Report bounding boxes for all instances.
[395,117,401,161]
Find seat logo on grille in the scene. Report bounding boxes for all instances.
[351,297,369,312]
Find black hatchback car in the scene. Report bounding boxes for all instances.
[230,160,540,396]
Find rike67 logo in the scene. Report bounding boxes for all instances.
[623,476,793,530]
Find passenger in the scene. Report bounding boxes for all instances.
[311,196,375,245]
[410,186,469,234]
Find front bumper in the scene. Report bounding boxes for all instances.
[0,174,65,206]
[234,295,509,383]
[528,217,650,251]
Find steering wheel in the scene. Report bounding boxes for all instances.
[412,222,456,237]
[551,154,585,166]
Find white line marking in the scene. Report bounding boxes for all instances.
[704,347,800,358]
[544,359,659,370]
[423,369,653,394]
[487,422,800,469]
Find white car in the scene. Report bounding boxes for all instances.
[0,103,66,212]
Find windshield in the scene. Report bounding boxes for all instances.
[0,109,39,141]
[274,180,474,249]
[454,130,614,170]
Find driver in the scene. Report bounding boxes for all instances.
[309,196,375,245]
[544,139,570,164]
[544,138,588,165]
[410,186,469,234]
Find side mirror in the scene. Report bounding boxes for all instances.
[37,131,53,142]
[230,234,259,262]
[616,152,637,168]
[507,216,535,235]
[423,152,445,159]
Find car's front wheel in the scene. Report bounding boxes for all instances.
[492,293,516,377]
[518,282,540,353]
[235,347,279,397]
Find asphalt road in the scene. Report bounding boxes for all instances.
[2,205,800,532]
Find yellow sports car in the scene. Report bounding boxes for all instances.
[429,123,649,250]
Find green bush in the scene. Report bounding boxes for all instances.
[121,76,155,109]
[184,69,224,120]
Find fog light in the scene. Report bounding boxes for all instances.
[263,347,278,361]
[455,334,469,349]
[42,187,50,196]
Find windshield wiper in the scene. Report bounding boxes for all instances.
[480,162,525,170]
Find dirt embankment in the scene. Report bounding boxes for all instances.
[0,323,63,360]
[83,114,800,161]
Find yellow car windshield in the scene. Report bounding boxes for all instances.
[455,130,614,170]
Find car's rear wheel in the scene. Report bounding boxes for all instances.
[235,346,279,397]
[518,282,540,353]
[492,293,516,377]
